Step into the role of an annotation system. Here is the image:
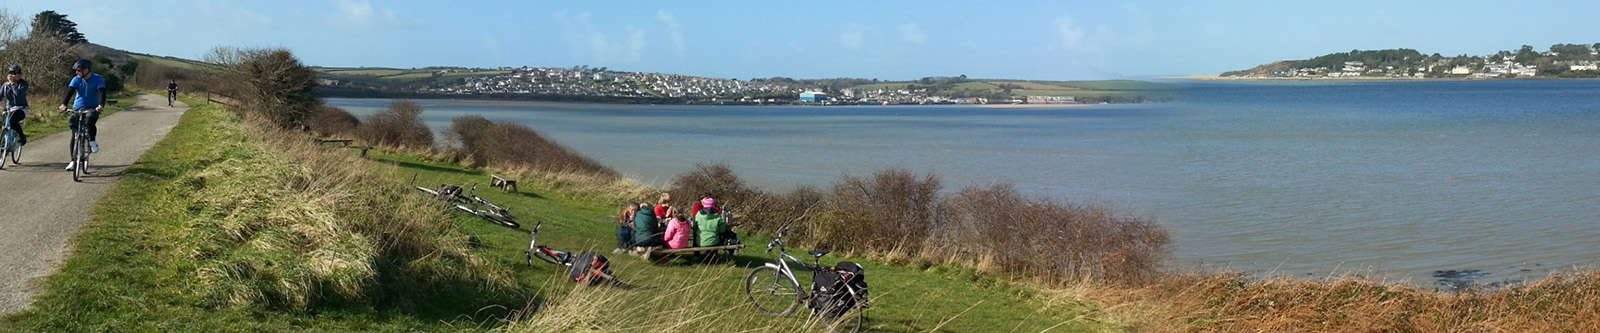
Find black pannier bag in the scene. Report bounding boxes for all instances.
[567,252,612,286]
[809,261,868,318]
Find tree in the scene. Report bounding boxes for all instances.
[1514,45,1538,63]
[29,11,86,44]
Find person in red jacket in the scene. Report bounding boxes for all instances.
[654,192,672,220]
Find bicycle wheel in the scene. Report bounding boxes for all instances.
[529,247,565,266]
[70,132,83,182]
[0,132,11,170]
[745,265,802,316]
[823,306,866,333]
[482,212,521,229]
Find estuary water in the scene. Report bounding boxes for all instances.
[328,80,1600,284]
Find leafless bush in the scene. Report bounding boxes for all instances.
[205,47,319,128]
[0,35,74,106]
[817,169,941,253]
[667,163,761,208]
[929,184,1168,283]
[447,115,615,176]
[308,106,359,137]
[356,100,432,149]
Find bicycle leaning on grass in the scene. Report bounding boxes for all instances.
[525,220,617,286]
[744,223,869,332]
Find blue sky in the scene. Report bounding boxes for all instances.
[4,0,1599,80]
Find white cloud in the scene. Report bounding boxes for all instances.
[554,10,647,64]
[839,25,865,49]
[657,10,686,57]
[898,23,927,44]
[1055,17,1085,49]
[333,0,395,24]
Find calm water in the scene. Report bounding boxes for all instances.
[328,80,1600,284]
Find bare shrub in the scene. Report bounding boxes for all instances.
[206,47,319,128]
[308,106,359,137]
[447,115,494,167]
[356,100,432,149]
[930,184,1168,283]
[667,163,760,208]
[447,116,615,176]
[0,35,74,106]
[817,169,941,253]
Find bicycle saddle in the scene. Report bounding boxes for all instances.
[809,249,830,258]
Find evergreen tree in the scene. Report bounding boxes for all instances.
[30,11,87,44]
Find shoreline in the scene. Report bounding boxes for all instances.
[322,94,1136,108]
[1185,75,1600,82]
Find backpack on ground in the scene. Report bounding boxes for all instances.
[567,252,613,286]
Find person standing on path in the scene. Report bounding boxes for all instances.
[0,65,29,146]
[58,59,106,171]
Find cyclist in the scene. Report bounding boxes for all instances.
[166,80,177,106]
[58,59,105,171]
[0,65,28,146]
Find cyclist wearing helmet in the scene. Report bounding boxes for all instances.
[0,65,28,145]
[58,59,106,171]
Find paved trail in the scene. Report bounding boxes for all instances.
[0,94,186,314]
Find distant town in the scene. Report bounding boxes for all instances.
[1222,43,1600,79]
[314,66,1161,106]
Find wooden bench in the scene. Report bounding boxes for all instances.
[490,175,518,193]
[315,138,354,147]
[639,244,745,263]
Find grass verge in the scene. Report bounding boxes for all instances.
[2,95,1117,332]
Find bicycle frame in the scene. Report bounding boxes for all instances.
[762,230,815,299]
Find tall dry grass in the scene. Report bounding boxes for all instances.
[178,113,509,310]
[1064,270,1600,332]
[497,268,868,333]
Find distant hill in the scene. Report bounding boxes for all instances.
[1223,43,1600,79]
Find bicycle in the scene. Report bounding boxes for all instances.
[64,108,92,182]
[0,107,23,170]
[525,220,617,286]
[744,224,869,332]
[413,182,521,229]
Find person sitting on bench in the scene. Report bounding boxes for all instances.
[632,203,665,248]
[695,198,731,247]
[662,208,693,249]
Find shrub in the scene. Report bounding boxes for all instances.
[930,184,1168,283]
[308,106,359,137]
[207,47,319,129]
[447,115,614,176]
[356,100,433,149]
[667,163,761,209]
[817,169,941,253]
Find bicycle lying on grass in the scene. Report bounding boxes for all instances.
[745,224,869,332]
[413,181,521,229]
[525,220,616,286]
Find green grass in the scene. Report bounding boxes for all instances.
[3,95,1115,332]
[374,152,1113,332]
[20,90,138,143]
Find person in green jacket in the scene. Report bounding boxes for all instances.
[694,197,728,247]
[632,203,664,248]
